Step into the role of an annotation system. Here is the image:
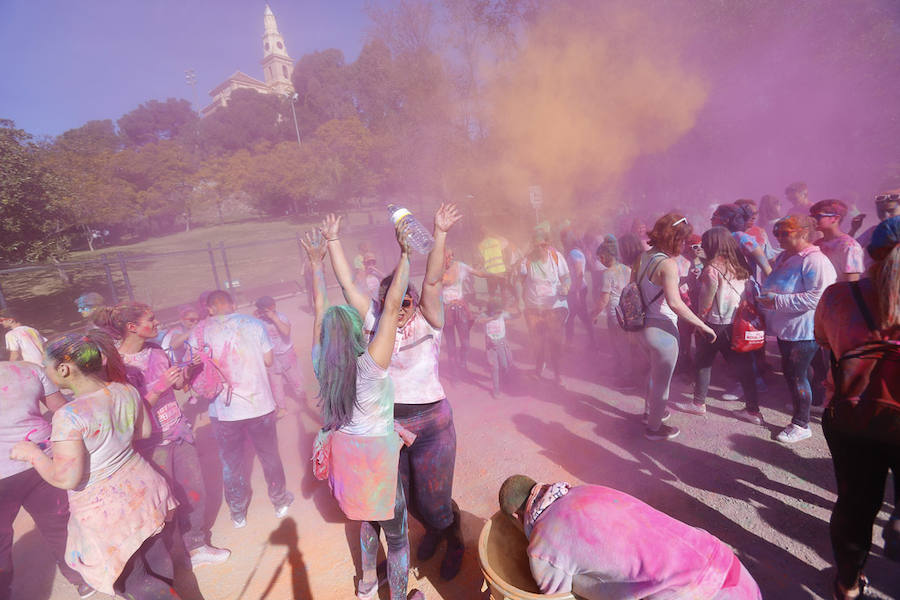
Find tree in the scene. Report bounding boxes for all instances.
[117,98,198,147]
[0,120,70,262]
[291,49,356,136]
[198,89,292,155]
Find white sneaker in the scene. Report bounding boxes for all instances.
[721,384,742,401]
[734,409,764,425]
[232,516,247,529]
[275,493,294,519]
[673,401,706,415]
[776,424,812,443]
[190,544,231,568]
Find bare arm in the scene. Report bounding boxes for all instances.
[655,259,716,341]
[369,226,412,368]
[696,267,718,320]
[263,349,274,368]
[593,292,611,318]
[8,350,21,361]
[267,310,291,338]
[321,214,370,317]
[751,247,772,277]
[420,203,463,329]
[15,440,87,490]
[299,230,329,351]
[42,391,67,413]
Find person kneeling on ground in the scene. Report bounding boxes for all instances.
[498,475,762,599]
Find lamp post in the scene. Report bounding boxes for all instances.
[184,69,198,110]
[287,92,301,147]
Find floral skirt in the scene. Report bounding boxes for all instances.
[66,453,177,594]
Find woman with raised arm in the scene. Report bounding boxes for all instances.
[633,213,716,441]
[10,333,180,599]
[303,225,425,600]
[320,204,467,580]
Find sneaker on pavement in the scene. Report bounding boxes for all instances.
[232,515,247,529]
[644,424,680,441]
[734,409,764,425]
[642,410,671,425]
[190,544,231,568]
[776,424,812,443]
[721,384,742,401]
[275,493,295,519]
[674,401,706,415]
[76,583,96,599]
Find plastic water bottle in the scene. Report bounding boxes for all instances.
[388,204,435,254]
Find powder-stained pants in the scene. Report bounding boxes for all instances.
[394,399,456,532]
[146,439,208,552]
[360,480,410,600]
[0,468,85,599]
[212,412,291,519]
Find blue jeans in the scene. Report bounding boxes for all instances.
[639,318,679,430]
[211,412,292,519]
[776,339,819,428]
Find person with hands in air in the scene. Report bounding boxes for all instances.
[302,223,426,600]
[632,214,717,441]
[320,204,469,581]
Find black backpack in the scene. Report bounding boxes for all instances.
[826,281,900,443]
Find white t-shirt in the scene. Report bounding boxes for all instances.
[0,362,58,479]
[261,311,294,355]
[520,248,570,310]
[600,264,632,317]
[485,313,509,341]
[340,351,395,436]
[188,313,275,421]
[364,302,446,405]
[50,382,140,486]
[442,262,473,303]
[5,326,46,364]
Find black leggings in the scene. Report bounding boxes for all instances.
[115,524,180,600]
[823,408,900,589]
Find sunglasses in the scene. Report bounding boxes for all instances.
[690,244,702,251]
[811,212,839,220]
[875,194,900,204]
[401,298,413,308]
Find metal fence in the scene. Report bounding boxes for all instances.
[0,220,424,337]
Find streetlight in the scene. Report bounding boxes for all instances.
[184,69,198,110]
[287,92,302,147]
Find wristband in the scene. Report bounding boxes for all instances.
[324,237,339,242]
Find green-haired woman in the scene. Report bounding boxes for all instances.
[301,222,425,600]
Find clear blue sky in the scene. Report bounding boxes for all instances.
[0,0,371,138]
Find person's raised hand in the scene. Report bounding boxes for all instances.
[321,214,342,241]
[396,220,412,255]
[434,203,462,233]
[300,229,327,264]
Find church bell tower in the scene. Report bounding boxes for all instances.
[261,4,295,96]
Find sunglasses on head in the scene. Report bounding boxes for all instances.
[812,212,839,220]
[671,217,687,227]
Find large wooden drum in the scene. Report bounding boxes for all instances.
[477,511,579,600]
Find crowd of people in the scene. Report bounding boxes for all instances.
[0,184,898,600]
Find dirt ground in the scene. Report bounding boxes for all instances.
[10,296,900,600]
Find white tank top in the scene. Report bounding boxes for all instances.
[638,252,678,326]
[364,302,446,405]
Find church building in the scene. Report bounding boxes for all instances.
[201,4,295,117]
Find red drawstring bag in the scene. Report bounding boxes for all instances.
[731,298,766,352]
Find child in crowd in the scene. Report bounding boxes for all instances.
[479,300,514,397]
[0,310,46,364]
[254,296,306,415]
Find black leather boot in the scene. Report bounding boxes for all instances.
[416,526,442,561]
[440,500,464,580]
